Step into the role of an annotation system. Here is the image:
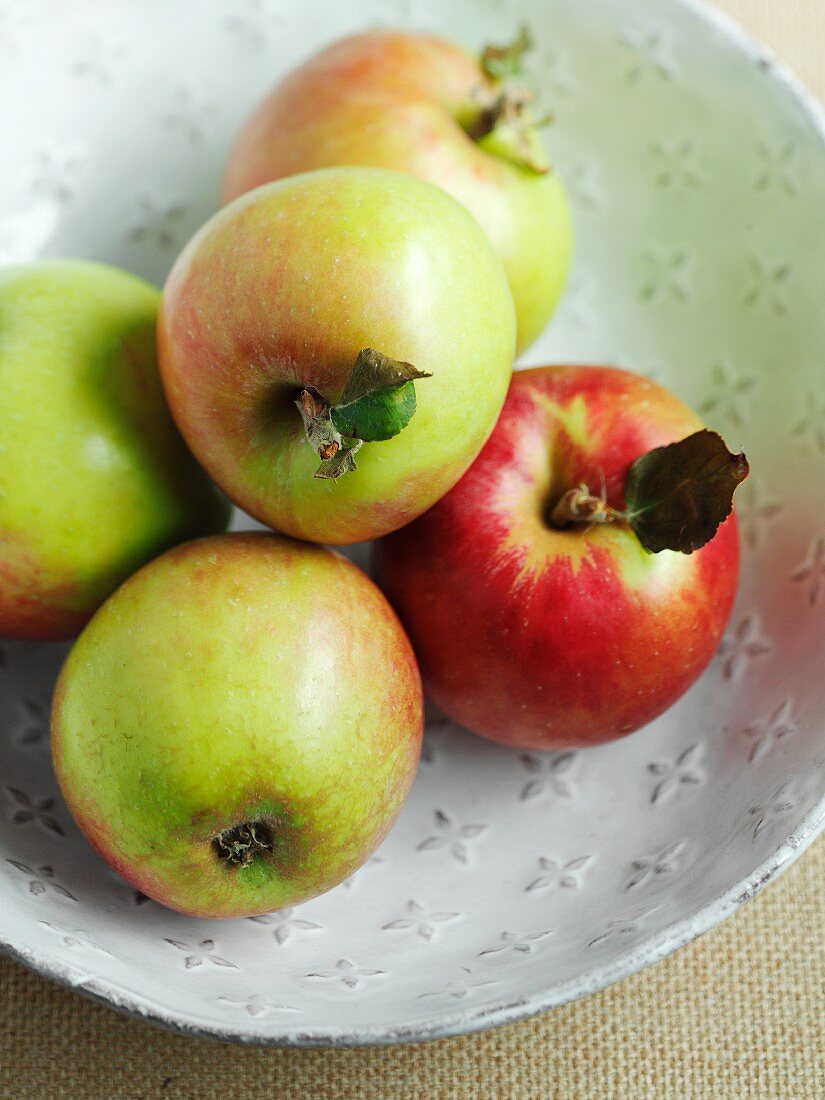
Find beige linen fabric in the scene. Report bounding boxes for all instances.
[1,3,824,1097]
[0,839,821,1099]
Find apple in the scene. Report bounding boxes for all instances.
[51,532,423,919]
[375,366,746,751]
[222,29,572,352]
[0,260,229,642]
[158,166,516,545]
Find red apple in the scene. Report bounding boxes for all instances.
[375,366,743,751]
[222,29,572,353]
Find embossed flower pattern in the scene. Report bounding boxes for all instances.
[417,974,498,1002]
[743,702,795,764]
[753,139,799,195]
[616,26,676,84]
[161,86,217,146]
[743,255,791,315]
[526,855,593,893]
[39,921,112,955]
[6,861,75,901]
[639,247,692,304]
[718,616,772,681]
[127,193,188,250]
[4,787,64,835]
[15,698,47,747]
[306,958,386,990]
[588,908,658,949]
[736,479,782,550]
[29,145,88,204]
[626,841,689,890]
[700,360,757,428]
[247,908,322,945]
[748,785,796,840]
[651,138,705,191]
[519,752,577,801]
[647,745,704,805]
[382,900,460,941]
[479,930,553,957]
[416,810,486,864]
[165,939,237,969]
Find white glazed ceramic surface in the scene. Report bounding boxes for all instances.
[1,0,824,1046]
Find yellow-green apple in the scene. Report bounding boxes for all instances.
[375,366,747,751]
[0,260,229,642]
[51,532,423,919]
[158,166,516,545]
[222,29,572,352]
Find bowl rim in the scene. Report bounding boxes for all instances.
[3,0,825,1047]
[2,800,822,1047]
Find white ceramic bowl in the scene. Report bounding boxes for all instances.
[1,0,824,1046]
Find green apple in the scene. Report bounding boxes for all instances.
[51,532,423,919]
[222,29,573,352]
[0,260,229,641]
[158,167,516,545]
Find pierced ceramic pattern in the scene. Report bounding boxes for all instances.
[1,0,824,1046]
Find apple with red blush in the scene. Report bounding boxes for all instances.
[375,365,748,751]
[223,28,572,353]
[158,167,516,545]
[51,533,423,918]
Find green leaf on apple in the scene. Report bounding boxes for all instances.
[625,429,749,554]
[296,349,431,478]
[332,380,418,443]
[480,25,533,82]
[331,348,430,443]
[336,348,432,406]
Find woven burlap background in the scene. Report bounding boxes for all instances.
[2,2,824,1097]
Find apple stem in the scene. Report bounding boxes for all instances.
[472,25,552,175]
[548,431,748,553]
[549,485,624,529]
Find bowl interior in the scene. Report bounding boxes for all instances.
[1,0,824,1044]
